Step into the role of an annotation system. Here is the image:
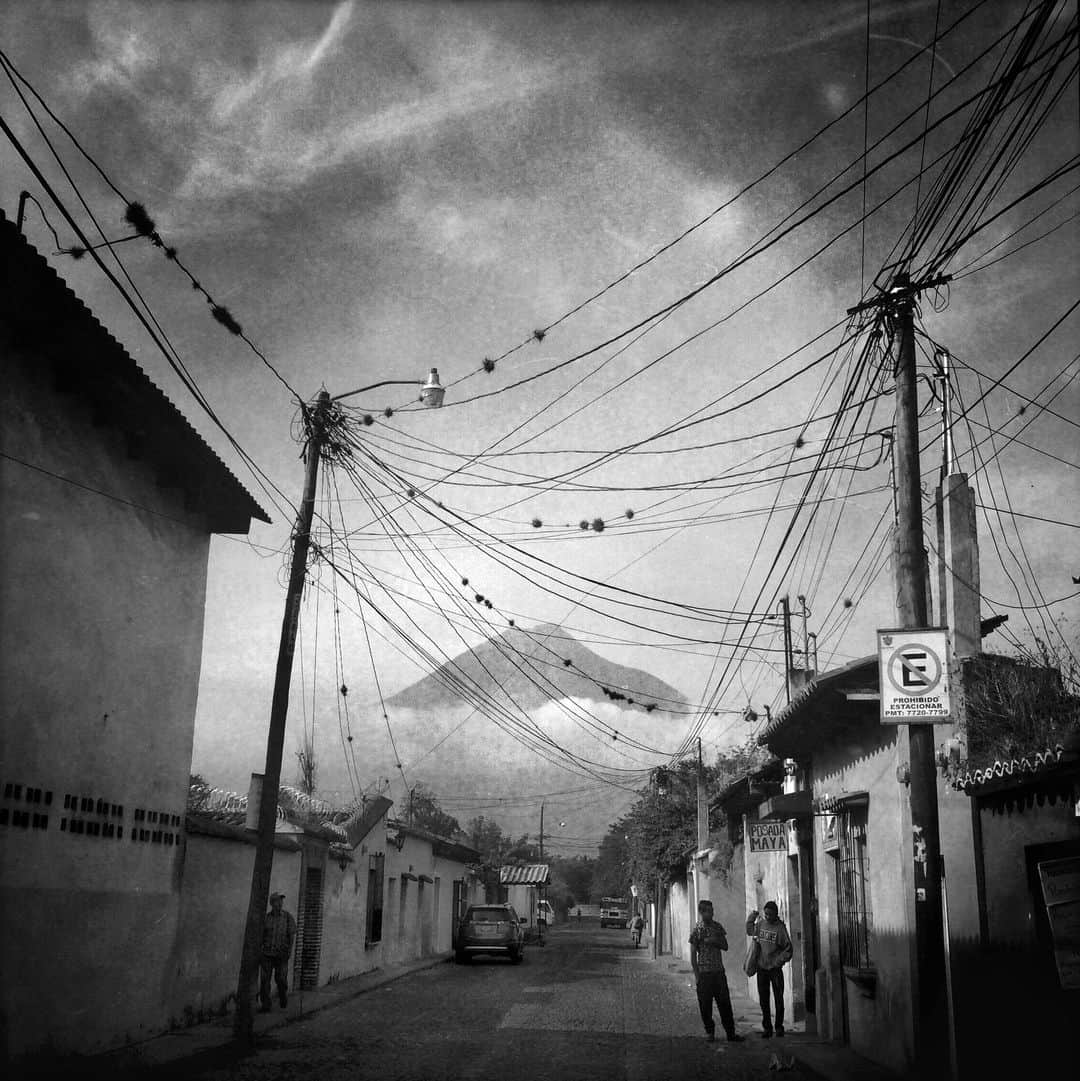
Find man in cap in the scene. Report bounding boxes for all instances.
[260,891,297,1012]
[746,901,794,1037]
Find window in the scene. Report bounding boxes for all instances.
[835,804,873,970]
[365,853,384,947]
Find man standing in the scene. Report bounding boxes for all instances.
[746,901,794,1037]
[260,891,296,1013]
[688,899,745,1043]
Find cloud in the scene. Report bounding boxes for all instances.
[172,12,574,206]
[210,0,354,121]
[64,5,162,96]
[754,0,940,57]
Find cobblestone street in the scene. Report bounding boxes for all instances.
[160,923,819,1081]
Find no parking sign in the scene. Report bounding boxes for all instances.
[877,628,951,723]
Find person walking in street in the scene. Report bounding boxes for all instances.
[260,891,297,1013]
[746,901,794,1037]
[630,912,644,947]
[688,899,745,1044]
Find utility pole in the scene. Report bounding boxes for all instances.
[234,392,329,1041]
[696,737,708,852]
[779,596,793,703]
[539,801,544,862]
[797,595,811,676]
[853,271,950,1076]
[894,274,948,1077]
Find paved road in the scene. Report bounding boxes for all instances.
[178,922,815,1081]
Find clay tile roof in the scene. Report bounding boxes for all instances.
[949,745,1069,792]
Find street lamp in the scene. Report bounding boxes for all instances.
[331,367,445,408]
[233,369,445,1042]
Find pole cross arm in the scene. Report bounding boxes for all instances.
[846,273,952,317]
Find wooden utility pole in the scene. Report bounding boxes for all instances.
[892,275,949,1076]
[234,392,329,1041]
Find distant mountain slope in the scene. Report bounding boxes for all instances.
[387,622,687,713]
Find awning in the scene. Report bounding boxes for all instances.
[757,790,813,821]
[499,864,550,886]
[812,790,869,814]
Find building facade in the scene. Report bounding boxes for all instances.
[0,212,266,1060]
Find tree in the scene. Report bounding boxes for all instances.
[295,731,317,796]
[188,773,212,813]
[602,740,775,898]
[552,855,595,906]
[406,783,462,838]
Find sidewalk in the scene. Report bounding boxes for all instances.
[652,954,900,1081]
[38,953,454,1081]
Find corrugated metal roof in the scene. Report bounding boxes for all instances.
[1,211,269,532]
[499,863,550,886]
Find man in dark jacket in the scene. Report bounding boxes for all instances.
[746,901,794,1037]
[260,892,297,1012]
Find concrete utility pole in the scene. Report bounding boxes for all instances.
[779,596,793,703]
[696,737,708,852]
[893,276,949,1077]
[234,391,330,1041]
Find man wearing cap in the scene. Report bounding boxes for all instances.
[746,901,794,1037]
[260,892,297,1012]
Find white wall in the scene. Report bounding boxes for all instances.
[1,349,215,1059]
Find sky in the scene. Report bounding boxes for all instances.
[2,0,1077,851]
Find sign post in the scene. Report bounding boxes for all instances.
[878,628,952,724]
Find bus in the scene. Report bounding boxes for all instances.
[599,896,629,928]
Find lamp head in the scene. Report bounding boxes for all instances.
[419,368,445,408]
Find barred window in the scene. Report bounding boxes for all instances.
[835,805,873,970]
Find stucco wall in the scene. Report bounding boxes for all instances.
[0,350,214,1059]
[383,832,470,966]
[170,832,302,1022]
[952,795,1080,1077]
[979,798,1080,944]
[812,725,916,1075]
[322,832,386,981]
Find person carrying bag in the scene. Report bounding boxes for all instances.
[743,934,761,976]
[746,901,793,1037]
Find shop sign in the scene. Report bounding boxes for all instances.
[821,812,840,853]
[749,821,786,852]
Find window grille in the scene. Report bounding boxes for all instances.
[298,866,324,990]
[835,805,873,969]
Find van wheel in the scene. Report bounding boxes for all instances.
[510,948,523,964]
[455,950,469,964]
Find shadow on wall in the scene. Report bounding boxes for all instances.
[951,936,1075,1076]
